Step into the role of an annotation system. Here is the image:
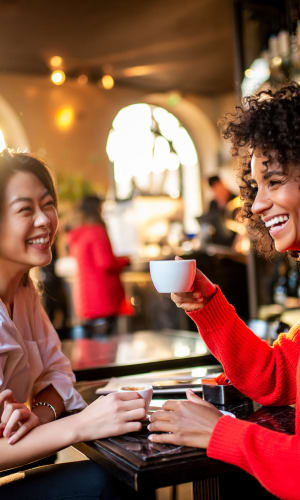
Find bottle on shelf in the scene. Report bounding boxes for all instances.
[291,20,300,81]
[273,261,288,306]
[287,259,299,298]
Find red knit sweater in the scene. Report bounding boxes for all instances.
[188,288,300,500]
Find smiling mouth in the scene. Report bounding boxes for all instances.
[27,237,50,245]
[264,215,289,230]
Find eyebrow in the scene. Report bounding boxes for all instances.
[9,191,51,206]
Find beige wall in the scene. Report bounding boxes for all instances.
[0,73,236,194]
[0,73,147,193]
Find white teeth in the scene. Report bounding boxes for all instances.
[265,215,289,228]
[27,237,49,244]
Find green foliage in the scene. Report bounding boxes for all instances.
[56,173,95,202]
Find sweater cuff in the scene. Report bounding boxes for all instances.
[207,415,252,471]
[187,287,235,336]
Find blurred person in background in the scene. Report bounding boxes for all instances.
[40,238,70,331]
[197,175,236,247]
[66,195,131,334]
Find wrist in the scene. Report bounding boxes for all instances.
[204,285,218,304]
[32,401,57,423]
[67,411,85,443]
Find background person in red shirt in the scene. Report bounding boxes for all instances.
[67,195,130,334]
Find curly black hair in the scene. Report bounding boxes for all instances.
[220,82,300,257]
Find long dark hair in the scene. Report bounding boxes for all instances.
[0,150,57,218]
[0,150,58,285]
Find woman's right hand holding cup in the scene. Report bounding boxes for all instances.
[171,256,217,312]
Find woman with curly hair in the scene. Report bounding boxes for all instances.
[148,83,300,499]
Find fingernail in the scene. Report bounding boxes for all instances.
[147,424,151,430]
[148,434,153,441]
[8,437,15,445]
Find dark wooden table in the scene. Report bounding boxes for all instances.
[75,393,294,499]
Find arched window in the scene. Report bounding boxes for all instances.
[0,129,6,152]
[106,103,201,234]
[0,95,29,153]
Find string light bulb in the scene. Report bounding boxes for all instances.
[50,56,63,68]
[77,74,88,85]
[101,74,114,90]
[51,70,66,86]
[55,107,74,130]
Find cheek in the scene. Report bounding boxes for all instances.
[289,206,300,225]
[50,210,58,233]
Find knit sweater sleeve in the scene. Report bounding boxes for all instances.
[208,415,300,500]
[187,288,299,405]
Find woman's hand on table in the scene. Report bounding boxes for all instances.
[147,390,223,449]
[171,256,217,312]
[0,389,40,444]
[72,391,146,442]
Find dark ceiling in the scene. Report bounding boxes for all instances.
[0,0,237,96]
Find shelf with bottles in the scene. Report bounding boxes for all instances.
[242,7,300,96]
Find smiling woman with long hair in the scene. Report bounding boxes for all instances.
[148,83,300,500]
[0,151,145,499]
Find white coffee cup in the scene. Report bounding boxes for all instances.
[118,384,153,413]
[149,259,196,293]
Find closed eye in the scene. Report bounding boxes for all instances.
[269,180,282,187]
[43,200,55,208]
[18,206,32,213]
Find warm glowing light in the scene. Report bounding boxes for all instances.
[51,70,66,86]
[50,56,63,68]
[271,56,282,67]
[244,68,253,78]
[242,57,270,97]
[122,65,155,77]
[101,74,114,90]
[143,244,161,258]
[55,107,74,130]
[0,129,6,152]
[77,74,88,85]
[226,195,242,211]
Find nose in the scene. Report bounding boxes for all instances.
[251,187,272,215]
[34,207,50,227]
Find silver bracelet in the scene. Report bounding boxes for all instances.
[32,401,57,420]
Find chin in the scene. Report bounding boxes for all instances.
[274,236,297,254]
[33,255,52,267]
[274,241,287,253]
